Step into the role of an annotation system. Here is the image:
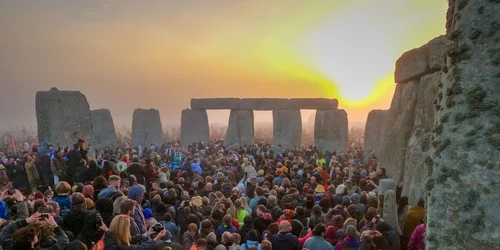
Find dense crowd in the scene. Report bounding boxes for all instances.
[0,137,427,250]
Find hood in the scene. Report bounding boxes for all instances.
[350,193,361,204]
[275,232,293,242]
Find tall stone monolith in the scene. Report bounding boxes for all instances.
[224,109,254,147]
[378,179,397,198]
[181,109,210,148]
[91,109,117,150]
[383,190,400,250]
[131,108,163,147]
[36,88,94,148]
[426,1,500,249]
[377,80,419,182]
[273,109,302,149]
[363,110,389,161]
[314,109,349,154]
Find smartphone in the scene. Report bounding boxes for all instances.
[7,189,14,195]
[40,213,49,220]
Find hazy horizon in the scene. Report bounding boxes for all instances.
[0,0,446,130]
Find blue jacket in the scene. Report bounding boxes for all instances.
[53,195,71,216]
[241,240,261,250]
[303,236,334,250]
[215,224,237,242]
[249,196,266,211]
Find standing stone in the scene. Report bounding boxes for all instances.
[402,72,440,205]
[181,109,210,148]
[273,109,302,149]
[363,110,389,161]
[36,88,94,148]
[378,179,397,198]
[426,1,500,249]
[377,80,419,182]
[131,109,163,147]
[383,190,400,250]
[91,109,118,150]
[314,109,348,153]
[224,110,254,147]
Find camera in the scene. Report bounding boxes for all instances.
[40,213,49,220]
[7,189,14,195]
[152,223,164,233]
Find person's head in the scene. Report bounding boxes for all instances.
[55,181,71,196]
[232,233,241,245]
[194,238,208,250]
[312,223,327,237]
[71,192,86,207]
[278,221,292,233]
[165,212,173,222]
[12,225,38,250]
[417,197,425,208]
[128,185,145,203]
[46,201,60,215]
[247,229,260,242]
[82,185,94,200]
[96,197,114,215]
[261,240,272,250]
[120,199,137,216]
[110,215,131,246]
[345,225,358,238]
[188,223,198,237]
[108,175,121,188]
[376,168,386,177]
[92,176,108,190]
[223,214,232,226]
[221,231,233,245]
[82,210,103,233]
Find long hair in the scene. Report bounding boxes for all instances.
[110,215,131,246]
[397,196,409,216]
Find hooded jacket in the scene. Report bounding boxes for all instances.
[128,185,147,234]
[270,232,300,250]
[350,193,365,215]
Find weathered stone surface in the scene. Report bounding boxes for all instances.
[378,80,419,182]
[191,98,339,110]
[36,89,94,148]
[273,109,302,149]
[91,109,117,150]
[224,109,254,147]
[378,179,397,198]
[427,1,500,249]
[239,98,291,110]
[363,110,389,161]
[402,72,440,205]
[181,109,210,147]
[394,35,446,83]
[131,109,163,147]
[383,190,400,250]
[289,98,338,110]
[191,98,240,110]
[314,109,348,153]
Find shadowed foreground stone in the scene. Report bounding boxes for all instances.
[402,72,440,205]
[426,1,500,249]
[224,109,254,147]
[363,110,389,161]
[91,109,117,150]
[314,109,348,153]
[383,190,400,250]
[36,88,94,148]
[378,81,419,182]
[273,109,302,149]
[181,109,210,147]
[131,109,163,147]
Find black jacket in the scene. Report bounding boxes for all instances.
[270,232,300,250]
[63,206,89,236]
[0,219,69,250]
[82,165,102,183]
[126,163,147,185]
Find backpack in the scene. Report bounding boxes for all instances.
[91,234,105,250]
[293,218,310,237]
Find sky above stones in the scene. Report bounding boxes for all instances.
[0,0,446,129]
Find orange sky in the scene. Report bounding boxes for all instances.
[0,0,447,129]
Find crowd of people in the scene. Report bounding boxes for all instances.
[0,137,427,250]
